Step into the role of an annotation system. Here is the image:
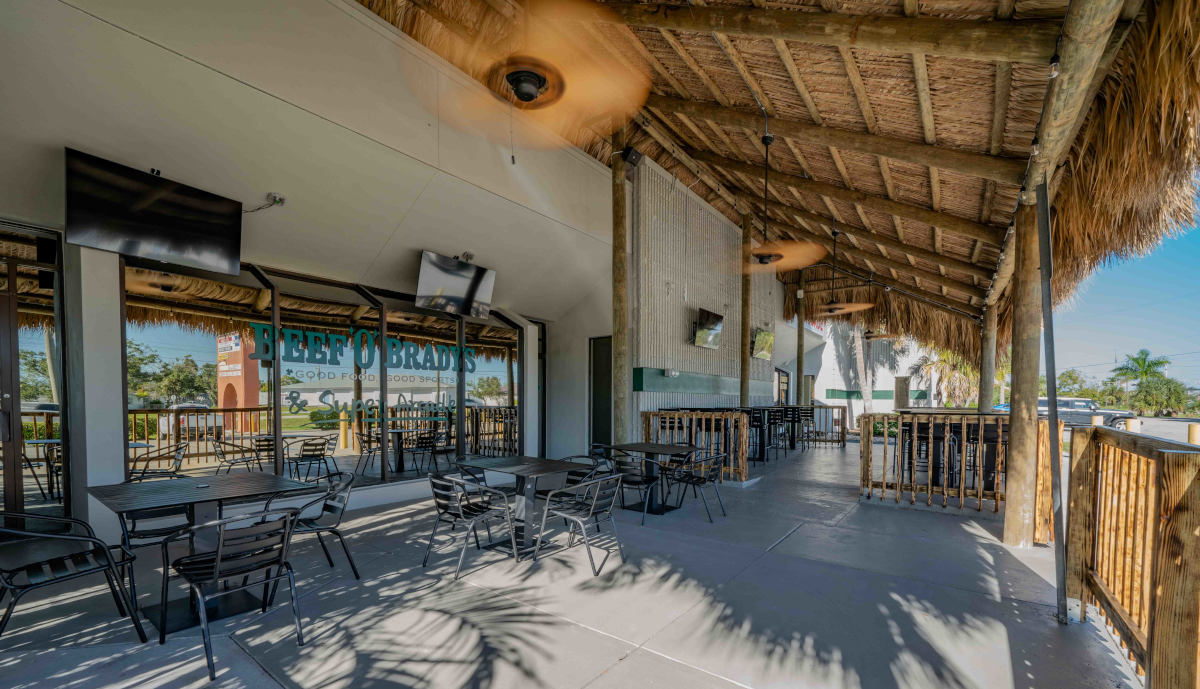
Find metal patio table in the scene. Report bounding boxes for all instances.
[88,472,314,633]
[600,442,700,516]
[455,456,579,553]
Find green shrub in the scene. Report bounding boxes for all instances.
[308,408,341,427]
[129,415,159,439]
[870,420,899,438]
[22,422,60,440]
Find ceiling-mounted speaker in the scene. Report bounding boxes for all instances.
[621,146,643,167]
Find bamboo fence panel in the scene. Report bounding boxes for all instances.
[126,406,269,472]
[1064,425,1200,684]
[859,412,1049,529]
[640,410,749,481]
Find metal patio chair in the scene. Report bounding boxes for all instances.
[672,452,728,522]
[353,430,380,475]
[421,474,518,579]
[158,509,303,680]
[212,439,261,474]
[0,511,147,643]
[128,441,188,482]
[291,435,337,482]
[610,450,663,526]
[266,472,360,580]
[531,475,624,576]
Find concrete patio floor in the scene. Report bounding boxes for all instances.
[0,443,1141,689]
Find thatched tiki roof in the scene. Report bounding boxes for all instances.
[358,0,1200,361]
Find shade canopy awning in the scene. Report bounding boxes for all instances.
[357,0,1200,360]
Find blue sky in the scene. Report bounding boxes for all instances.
[1051,224,1200,387]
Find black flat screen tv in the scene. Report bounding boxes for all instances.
[414,250,497,319]
[64,148,243,275]
[693,308,724,350]
[751,327,775,360]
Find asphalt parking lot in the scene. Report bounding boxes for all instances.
[1131,416,1200,443]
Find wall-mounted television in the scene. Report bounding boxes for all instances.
[693,308,724,350]
[414,250,497,319]
[64,148,243,275]
[751,327,775,360]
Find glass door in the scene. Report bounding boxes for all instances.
[0,232,67,529]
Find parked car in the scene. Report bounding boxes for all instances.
[159,403,224,440]
[1038,397,1136,428]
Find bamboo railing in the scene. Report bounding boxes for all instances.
[858,411,1056,541]
[127,406,271,467]
[802,405,847,447]
[1065,425,1200,685]
[469,406,519,456]
[640,410,749,481]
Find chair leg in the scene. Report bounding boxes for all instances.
[331,529,360,580]
[698,486,713,523]
[640,487,650,526]
[531,506,552,563]
[108,567,148,643]
[315,532,335,568]
[261,568,274,613]
[0,590,23,638]
[193,586,217,681]
[577,520,604,576]
[285,564,304,646]
[102,569,128,617]
[454,520,475,579]
[422,518,442,567]
[158,568,171,645]
[713,483,727,516]
[608,515,624,561]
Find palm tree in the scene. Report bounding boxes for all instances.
[1112,349,1170,389]
[909,349,979,408]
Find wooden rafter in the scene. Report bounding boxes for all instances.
[647,94,1027,184]
[685,148,1003,245]
[602,3,1065,63]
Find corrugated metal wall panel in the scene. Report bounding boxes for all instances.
[631,161,780,413]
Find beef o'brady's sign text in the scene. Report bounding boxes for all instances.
[248,323,477,373]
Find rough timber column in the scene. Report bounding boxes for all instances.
[740,214,752,406]
[979,306,998,410]
[611,127,631,443]
[1005,202,1042,546]
[796,271,806,404]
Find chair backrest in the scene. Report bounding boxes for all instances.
[174,509,297,584]
[132,441,188,479]
[428,474,468,518]
[356,431,378,450]
[558,455,602,484]
[297,437,328,459]
[301,472,354,527]
[579,475,622,517]
[253,436,276,455]
[413,429,438,451]
[692,453,727,483]
[609,451,644,478]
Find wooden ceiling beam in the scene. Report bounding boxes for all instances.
[684,147,1003,245]
[748,196,992,279]
[806,262,984,318]
[767,220,987,299]
[602,3,1065,63]
[986,0,1126,305]
[647,93,1027,184]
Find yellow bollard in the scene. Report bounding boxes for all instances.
[339,410,349,449]
[1091,415,1104,427]
[1125,417,1141,433]
[1189,423,1200,446]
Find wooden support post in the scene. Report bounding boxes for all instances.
[894,376,911,410]
[1004,203,1041,547]
[1147,451,1200,689]
[1189,423,1200,445]
[612,127,631,443]
[796,271,805,404]
[1064,425,1096,622]
[505,346,515,407]
[979,306,997,410]
[740,213,752,407]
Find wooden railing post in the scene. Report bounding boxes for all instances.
[1146,450,1200,689]
[1065,425,1097,622]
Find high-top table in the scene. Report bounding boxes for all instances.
[456,456,580,553]
[89,472,314,633]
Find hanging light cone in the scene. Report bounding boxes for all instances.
[744,240,827,274]
[440,0,650,149]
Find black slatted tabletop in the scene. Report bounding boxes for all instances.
[457,456,580,479]
[88,473,314,514]
[602,442,701,457]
